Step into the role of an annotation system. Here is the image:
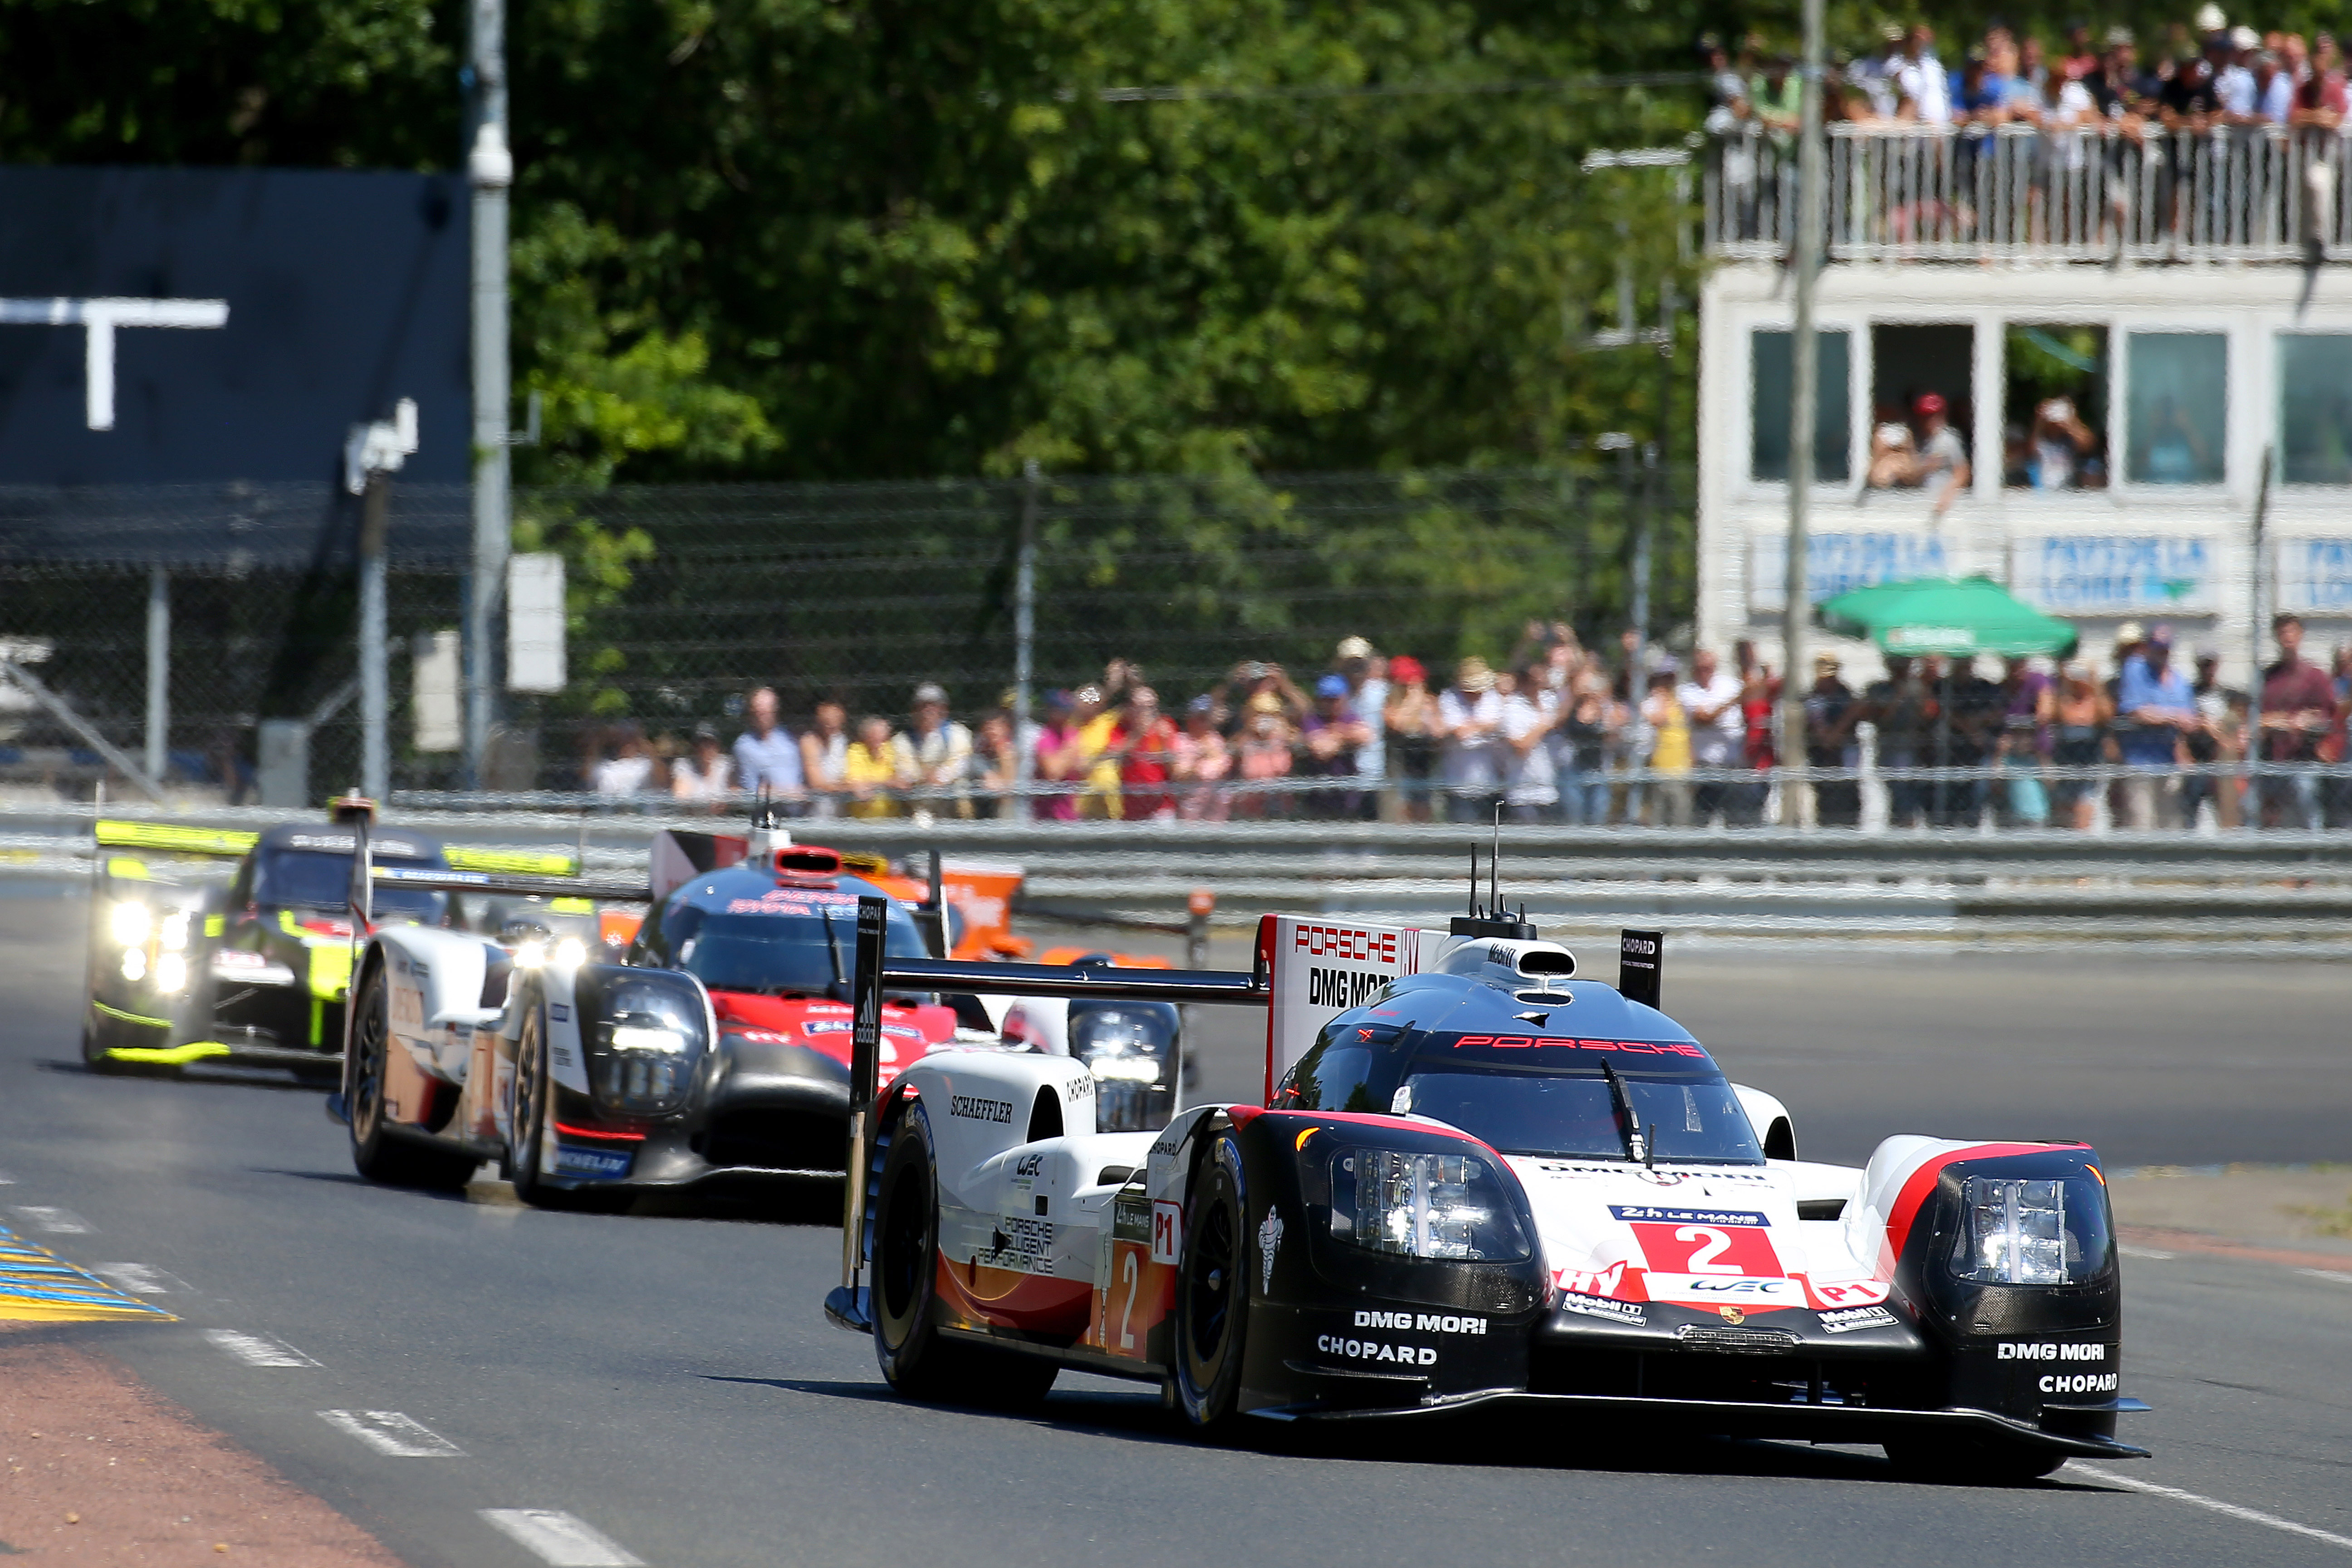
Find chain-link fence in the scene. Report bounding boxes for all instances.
[0,483,469,801]
[0,466,1692,803]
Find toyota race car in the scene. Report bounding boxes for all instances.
[825,872,2149,1483]
[342,821,980,1198]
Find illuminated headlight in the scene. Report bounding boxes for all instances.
[609,1024,688,1054]
[153,952,188,995]
[120,946,148,982]
[1953,1177,2088,1285]
[1329,1148,1530,1261]
[159,911,190,951]
[1068,1005,1173,1089]
[1088,1056,1163,1084]
[513,939,547,969]
[110,901,150,945]
[552,936,588,969]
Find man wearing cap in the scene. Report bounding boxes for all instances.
[1335,636,1390,804]
[1904,393,1971,514]
[892,682,974,819]
[733,686,807,808]
[1437,657,1506,823]
[2115,625,2200,828]
[1300,672,1373,819]
[1804,653,1862,827]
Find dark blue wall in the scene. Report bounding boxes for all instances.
[0,167,469,484]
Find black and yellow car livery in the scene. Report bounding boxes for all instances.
[83,812,578,1080]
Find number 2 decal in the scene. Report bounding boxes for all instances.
[1676,1225,1740,1274]
[1118,1249,1140,1350]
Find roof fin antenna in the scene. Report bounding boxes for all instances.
[1490,803,1502,917]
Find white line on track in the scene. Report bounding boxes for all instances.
[480,1509,645,1567]
[91,1263,186,1294]
[9,1205,89,1233]
[2297,1269,2352,1285]
[2071,1464,2352,1552]
[317,1410,464,1457]
[203,1329,318,1367]
[0,1169,14,1184]
[2118,1245,2176,1260]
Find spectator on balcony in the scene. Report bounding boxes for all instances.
[1752,54,1803,146]
[2029,394,2099,487]
[1884,392,1971,514]
[2249,49,2296,123]
[842,715,901,819]
[1896,24,1955,123]
[2293,34,2347,125]
[2061,22,2101,83]
[2116,625,2200,828]
[1700,34,1751,133]
[1867,405,1918,487]
[2160,37,2224,134]
[2087,27,2159,118]
[1854,24,1908,118]
[1438,657,1506,823]
[1383,655,1441,822]
[733,686,806,804]
[2217,27,2261,119]
[892,682,973,819]
[2025,65,2104,242]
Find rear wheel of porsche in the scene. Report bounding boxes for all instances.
[1174,1134,1250,1431]
[1883,1435,2068,1485]
[346,964,477,1192]
[872,1107,1057,1410]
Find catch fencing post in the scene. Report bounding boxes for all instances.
[1778,0,1826,829]
[465,0,514,788]
[144,565,169,786]
[359,475,391,799]
[1013,459,1039,801]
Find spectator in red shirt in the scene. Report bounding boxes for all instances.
[2259,613,2337,828]
[1110,686,1180,821]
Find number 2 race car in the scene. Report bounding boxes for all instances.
[826,871,2149,1483]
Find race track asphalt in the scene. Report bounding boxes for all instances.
[4,880,2348,1568]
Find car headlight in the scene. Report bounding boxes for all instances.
[1951,1176,2110,1285]
[1330,1147,1531,1261]
[553,936,588,969]
[111,901,150,946]
[608,1021,689,1054]
[581,970,710,1115]
[159,911,190,951]
[120,946,148,982]
[154,952,188,994]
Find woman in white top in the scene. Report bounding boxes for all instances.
[670,724,734,806]
[799,700,850,818]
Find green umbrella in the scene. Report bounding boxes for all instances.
[1815,576,2078,659]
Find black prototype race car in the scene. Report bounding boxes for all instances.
[823,897,2150,1485]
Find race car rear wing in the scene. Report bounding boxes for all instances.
[94,818,588,878]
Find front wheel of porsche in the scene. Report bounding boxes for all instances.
[1174,1133,1250,1431]
[872,1107,1056,1410]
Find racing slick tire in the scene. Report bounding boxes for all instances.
[507,998,590,1211]
[871,1106,1057,1411]
[1173,1133,1251,1433]
[80,1018,131,1075]
[1882,1435,2069,1485]
[345,963,478,1193]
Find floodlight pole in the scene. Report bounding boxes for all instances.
[1778,0,1826,828]
[465,0,514,788]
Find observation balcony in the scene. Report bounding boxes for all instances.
[1704,122,2352,265]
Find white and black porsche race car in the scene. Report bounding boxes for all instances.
[824,883,2148,1483]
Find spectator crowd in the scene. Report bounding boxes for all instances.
[573,614,2352,831]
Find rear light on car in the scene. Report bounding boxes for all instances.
[1329,1148,1530,1262]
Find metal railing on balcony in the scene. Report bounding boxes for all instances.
[1705,122,2352,263]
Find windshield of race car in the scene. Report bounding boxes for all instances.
[658,900,931,1000]
[256,849,448,921]
[1276,1031,1764,1165]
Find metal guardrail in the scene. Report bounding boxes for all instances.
[21,802,2352,949]
[1707,122,2352,264]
